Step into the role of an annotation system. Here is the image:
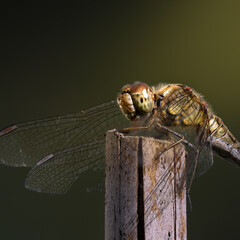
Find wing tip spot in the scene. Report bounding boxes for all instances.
[0,125,18,136]
[37,153,54,166]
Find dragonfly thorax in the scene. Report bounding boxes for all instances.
[117,82,155,120]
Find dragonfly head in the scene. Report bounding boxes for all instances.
[117,82,155,120]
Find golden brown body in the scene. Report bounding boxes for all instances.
[155,84,240,165]
[118,82,240,166]
[156,84,207,127]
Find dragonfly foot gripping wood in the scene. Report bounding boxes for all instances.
[105,130,187,240]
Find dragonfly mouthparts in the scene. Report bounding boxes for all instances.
[117,82,155,121]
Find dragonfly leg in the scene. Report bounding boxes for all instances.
[154,123,186,159]
[120,109,158,133]
[187,191,192,213]
[187,149,199,193]
[154,122,198,157]
[155,122,200,194]
[156,136,184,159]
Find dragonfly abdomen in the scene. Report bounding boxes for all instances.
[209,115,240,166]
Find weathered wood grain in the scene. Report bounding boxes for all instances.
[105,130,186,240]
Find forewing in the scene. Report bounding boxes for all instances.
[0,100,129,167]
[25,140,105,194]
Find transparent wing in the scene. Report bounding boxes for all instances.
[194,141,213,179]
[123,136,213,238]
[0,100,129,167]
[161,84,213,178]
[122,88,215,236]
[160,125,213,181]
[25,140,105,194]
[122,141,187,238]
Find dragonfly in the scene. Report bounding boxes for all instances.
[116,82,240,237]
[0,82,239,232]
[118,82,240,178]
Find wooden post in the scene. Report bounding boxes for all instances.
[105,130,187,240]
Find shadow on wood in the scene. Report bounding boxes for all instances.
[105,130,187,240]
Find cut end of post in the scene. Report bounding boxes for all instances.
[105,130,187,240]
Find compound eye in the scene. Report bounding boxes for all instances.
[117,82,155,120]
[131,88,154,113]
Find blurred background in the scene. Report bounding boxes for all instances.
[0,0,239,239]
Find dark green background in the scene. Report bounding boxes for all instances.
[1,1,239,239]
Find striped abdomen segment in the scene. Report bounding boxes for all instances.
[209,115,240,166]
